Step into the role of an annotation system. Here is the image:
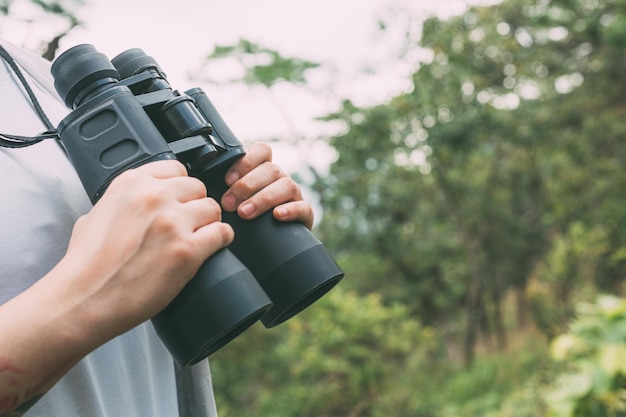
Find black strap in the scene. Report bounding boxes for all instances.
[0,130,59,148]
[0,43,60,147]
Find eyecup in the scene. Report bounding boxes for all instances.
[111,48,164,79]
[51,44,119,108]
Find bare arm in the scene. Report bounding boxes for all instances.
[0,160,233,414]
[0,142,315,415]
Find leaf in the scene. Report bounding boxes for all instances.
[545,372,593,417]
[551,334,580,361]
[597,295,626,320]
[562,372,594,398]
[201,39,319,87]
[598,343,626,376]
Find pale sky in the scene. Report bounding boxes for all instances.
[3,0,492,139]
[63,0,452,137]
[1,0,497,208]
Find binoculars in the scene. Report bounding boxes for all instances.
[51,44,344,367]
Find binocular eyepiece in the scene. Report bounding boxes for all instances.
[51,44,344,367]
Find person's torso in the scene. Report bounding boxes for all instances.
[0,39,180,417]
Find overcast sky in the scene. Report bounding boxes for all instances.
[2,0,498,177]
[3,0,498,137]
[0,0,499,221]
[54,0,495,137]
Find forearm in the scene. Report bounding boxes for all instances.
[0,259,102,414]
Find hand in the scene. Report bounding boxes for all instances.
[220,142,315,230]
[58,159,234,339]
[0,159,234,412]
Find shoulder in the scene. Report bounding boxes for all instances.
[0,37,69,132]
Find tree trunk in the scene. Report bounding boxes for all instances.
[462,239,484,368]
[491,268,508,351]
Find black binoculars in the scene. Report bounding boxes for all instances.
[50,44,344,367]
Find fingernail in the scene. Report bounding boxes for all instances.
[275,207,288,219]
[225,171,240,186]
[222,194,237,211]
[240,202,254,217]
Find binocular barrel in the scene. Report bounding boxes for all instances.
[51,44,344,367]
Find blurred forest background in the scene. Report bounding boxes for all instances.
[4,0,626,415]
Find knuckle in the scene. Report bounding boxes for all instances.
[235,177,256,196]
[170,235,196,261]
[282,176,301,197]
[204,197,222,216]
[151,211,179,234]
[266,162,285,180]
[189,177,208,197]
[136,186,168,210]
[216,223,235,246]
[168,159,189,176]
[256,190,274,209]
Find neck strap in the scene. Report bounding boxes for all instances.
[0,43,59,148]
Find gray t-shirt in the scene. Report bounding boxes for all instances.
[0,38,218,417]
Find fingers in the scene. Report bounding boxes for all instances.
[178,197,235,258]
[193,220,235,253]
[112,161,207,204]
[180,196,224,232]
[135,159,188,178]
[61,158,237,333]
[219,142,315,228]
[274,201,315,230]
[221,162,291,213]
[221,141,293,213]
[164,176,207,203]
[224,142,273,186]
[104,160,225,256]
[131,144,315,232]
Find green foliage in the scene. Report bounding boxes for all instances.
[318,0,626,366]
[384,329,554,416]
[440,342,552,417]
[545,296,626,416]
[13,0,626,414]
[210,287,435,417]
[0,0,84,58]
[529,222,612,338]
[0,0,12,15]
[201,39,319,87]
[0,0,82,21]
[203,0,626,414]
[31,0,82,23]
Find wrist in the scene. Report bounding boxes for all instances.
[0,263,97,410]
[2,256,114,362]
